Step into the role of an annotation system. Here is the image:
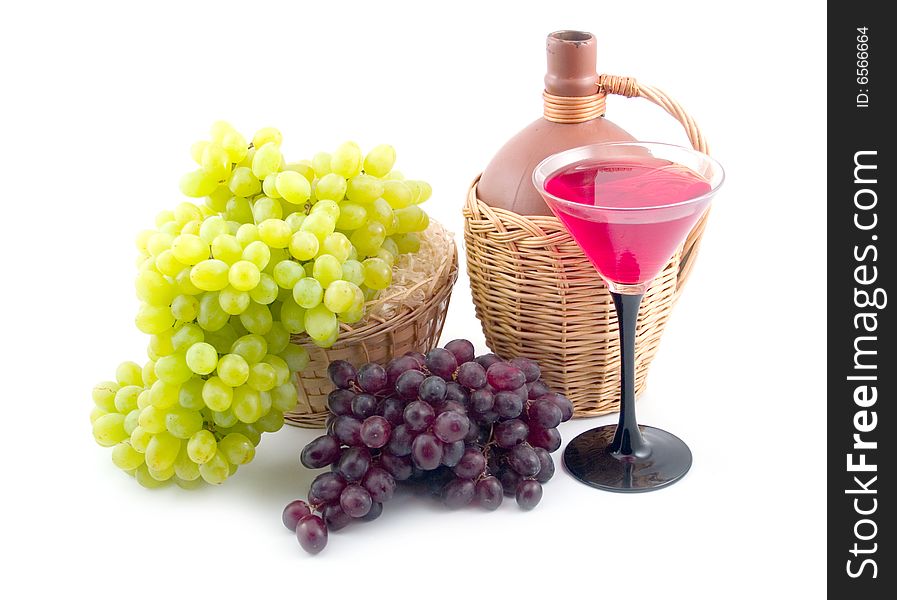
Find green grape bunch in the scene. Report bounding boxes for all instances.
[91,122,433,489]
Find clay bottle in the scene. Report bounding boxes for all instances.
[477,31,635,216]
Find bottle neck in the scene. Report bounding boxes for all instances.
[542,89,606,124]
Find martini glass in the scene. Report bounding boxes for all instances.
[533,141,724,492]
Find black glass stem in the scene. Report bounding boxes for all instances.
[563,290,693,492]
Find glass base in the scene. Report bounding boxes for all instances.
[563,425,692,493]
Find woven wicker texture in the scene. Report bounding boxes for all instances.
[286,221,458,428]
[463,74,709,417]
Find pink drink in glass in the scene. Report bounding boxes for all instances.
[544,156,711,285]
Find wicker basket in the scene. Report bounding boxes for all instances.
[285,221,458,428]
[463,74,710,418]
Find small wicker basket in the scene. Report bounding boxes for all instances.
[463,74,710,418]
[285,221,458,429]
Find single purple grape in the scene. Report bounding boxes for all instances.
[362,466,396,503]
[439,400,467,415]
[323,502,352,531]
[327,388,355,416]
[309,472,347,504]
[475,476,503,510]
[493,391,523,419]
[351,393,377,419]
[418,376,446,404]
[539,393,574,422]
[282,500,311,530]
[441,440,465,467]
[469,388,494,412]
[445,382,469,406]
[493,419,529,448]
[456,362,487,390]
[534,447,555,483]
[386,355,422,387]
[527,426,561,452]
[357,363,388,394]
[511,385,529,403]
[340,484,372,518]
[360,415,392,449]
[497,467,521,496]
[443,478,476,508]
[527,380,551,399]
[432,411,470,443]
[527,399,562,429]
[386,424,414,456]
[475,354,504,370]
[361,501,383,521]
[381,396,406,425]
[508,444,541,477]
[404,351,427,369]
[426,348,458,380]
[395,370,426,400]
[410,433,443,470]
[509,357,541,383]
[327,360,357,390]
[296,515,328,554]
[300,434,341,469]
[337,447,371,481]
[516,479,543,509]
[444,339,476,365]
[486,362,526,392]
[332,415,363,446]
[403,400,435,432]
[452,447,486,479]
[380,452,413,480]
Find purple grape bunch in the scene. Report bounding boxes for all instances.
[285,339,573,554]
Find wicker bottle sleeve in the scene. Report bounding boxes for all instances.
[463,74,710,417]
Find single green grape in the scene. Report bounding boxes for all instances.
[272,382,299,412]
[313,255,342,288]
[221,129,249,163]
[391,233,420,254]
[255,409,285,433]
[252,127,283,149]
[199,451,230,484]
[203,322,238,354]
[304,304,338,342]
[276,171,312,205]
[178,377,205,411]
[154,353,193,385]
[263,173,282,199]
[170,234,209,265]
[318,232,350,262]
[340,259,365,287]
[258,219,291,249]
[323,280,359,313]
[202,376,233,411]
[137,388,153,410]
[128,426,152,453]
[312,152,332,177]
[226,196,254,223]
[155,249,186,277]
[315,172,348,202]
[187,429,218,464]
[93,413,128,447]
[190,259,230,291]
[198,215,228,244]
[241,241,271,270]
[263,247,289,275]
[376,247,396,266]
[138,405,169,434]
[150,329,176,357]
[197,292,229,332]
[239,301,273,335]
[212,409,239,428]
[350,221,386,256]
[346,174,384,203]
[171,323,204,351]
[230,334,268,364]
[236,223,260,246]
[403,180,422,204]
[201,143,231,181]
[228,167,261,198]
[363,144,396,178]
[237,146,255,168]
[394,205,427,233]
[226,259,260,291]
[273,260,305,289]
[335,202,367,230]
[367,197,394,226]
[115,362,143,387]
[232,385,263,423]
[149,380,180,409]
[289,231,319,261]
[171,294,200,322]
[283,160,316,183]
[363,257,392,290]
[279,299,306,334]
[331,141,363,178]
[247,362,277,392]
[180,169,219,198]
[382,180,413,209]
[264,322,290,355]
[218,286,251,315]
[112,441,145,471]
[173,447,201,481]
[93,381,120,411]
[300,211,336,241]
[279,344,310,372]
[124,408,142,433]
[252,196,282,222]
[145,432,181,472]
[135,304,175,335]
[249,273,279,304]
[219,433,256,466]
[251,142,282,179]
[206,186,232,212]
[292,277,323,309]
[210,234,243,264]
[112,385,141,413]
[185,342,218,375]
[165,407,203,439]
[217,353,250,387]
[285,212,306,233]
[146,231,174,257]
[176,267,202,296]
[135,270,177,307]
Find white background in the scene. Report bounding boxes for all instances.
[0,1,826,598]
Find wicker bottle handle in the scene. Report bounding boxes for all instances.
[596,74,710,290]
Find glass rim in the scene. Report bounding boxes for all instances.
[532,141,725,212]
